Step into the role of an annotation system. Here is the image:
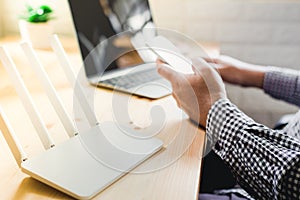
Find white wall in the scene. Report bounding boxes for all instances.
[150,0,300,69]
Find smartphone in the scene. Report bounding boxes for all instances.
[146,36,194,74]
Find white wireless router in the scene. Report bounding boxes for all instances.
[0,36,163,199]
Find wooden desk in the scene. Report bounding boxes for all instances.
[0,36,214,200]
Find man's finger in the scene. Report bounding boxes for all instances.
[157,63,179,82]
[156,58,166,65]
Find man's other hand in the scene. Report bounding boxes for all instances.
[204,55,266,88]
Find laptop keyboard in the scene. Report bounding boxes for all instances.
[99,68,162,89]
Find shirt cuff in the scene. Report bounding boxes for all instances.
[206,98,254,158]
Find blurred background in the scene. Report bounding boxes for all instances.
[0,0,299,127]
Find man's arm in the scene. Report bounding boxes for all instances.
[263,69,300,107]
[207,98,300,200]
[157,57,300,199]
[206,56,300,107]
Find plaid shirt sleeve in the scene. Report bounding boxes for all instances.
[263,68,300,107]
[206,98,300,200]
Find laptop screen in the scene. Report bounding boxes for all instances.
[68,0,155,77]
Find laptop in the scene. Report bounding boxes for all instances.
[68,0,172,99]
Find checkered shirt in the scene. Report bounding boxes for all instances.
[206,69,300,200]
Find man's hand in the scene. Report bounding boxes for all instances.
[157,58,226,127]
[205,55,266,88]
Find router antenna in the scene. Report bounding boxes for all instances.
[0,46,55,149]
[20,42,78,137]
[0,106,28,167]
[50,35,99,126]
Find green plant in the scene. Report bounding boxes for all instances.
[21,5,54,23]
